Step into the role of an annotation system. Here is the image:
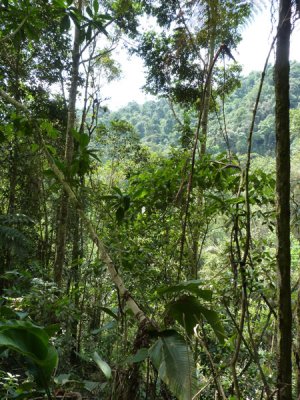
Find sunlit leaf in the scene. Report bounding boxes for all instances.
[92,351,111,380]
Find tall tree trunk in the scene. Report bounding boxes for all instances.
[54,1,82,287]
[69,210,82,365]
[200,28,215,156]
[297,285,300,397]
[274,1,292,399]
[1,41,22,293]
[200,0,217,155]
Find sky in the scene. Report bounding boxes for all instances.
[101,8,300,111]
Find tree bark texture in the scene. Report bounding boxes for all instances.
[274,1,292,399]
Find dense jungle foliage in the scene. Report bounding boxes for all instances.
[0,0,299,399]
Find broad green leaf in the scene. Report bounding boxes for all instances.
[54,373,71,385]
[86,6,93,18]
[91,320,117,334]
[123,195,130,211]
[87,148,101,162]
[149,330,197,400]
[53,0,67,8]
[72,128,80,141]
[226,196,245,205]
[197,304,225,344]
[116,206,125,223]
[69,9,81,29]
[99,307,118,320]
[84,380,100,392]
[0,323,48,361]
[46,144,56,155]
[157,280,212,301]
[98,14,112,21]
[86,24,92,41]
[92,351,111,380]
[112,186,123,197]
[15,311,29,320]
[0,320,58,387]
[0,306,18,319]
[60,14,70,31]
[93,0,99,14]
[31,143,39,153]
[134,188,148,199]
[44,324,60,337]
[125,348,148,364]
[166,296,225,343]
[32,345,58,387]
[40,120,59,139]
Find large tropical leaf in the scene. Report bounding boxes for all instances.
[157,279,212,301]
[149,330,197,400]
[92,351,111,380]
[166,295,225,343]
[125,347,149,364]
[99,306,118,320]
[0,320,58,387]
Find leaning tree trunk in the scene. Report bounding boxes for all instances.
[274,1,292,399]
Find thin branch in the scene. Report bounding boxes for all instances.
[228,30,278,399]
[0,16,28,44]
[79,18,115,56]
[79,46,116,65]
[196,324,227,400]
[167,96,184,128]
[242,33,277,266]
[178,43,227,276]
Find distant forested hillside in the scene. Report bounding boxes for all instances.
[101,98,179,151]
[103,61,300,154]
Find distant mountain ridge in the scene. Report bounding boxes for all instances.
[103,61,300,154]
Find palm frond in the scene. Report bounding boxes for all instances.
[149,330,198,400]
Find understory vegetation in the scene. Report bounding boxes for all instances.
[0,1,299,399]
